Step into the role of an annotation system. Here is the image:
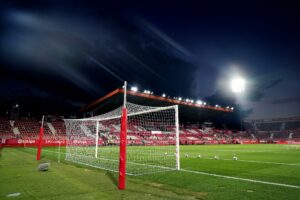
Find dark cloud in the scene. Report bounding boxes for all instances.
[262,78,283,90]
[271,96,300,104]
[0,5,198,116]
[245,90,265,102]
[241,78,283,102]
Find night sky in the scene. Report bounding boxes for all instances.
[1,0,300,119]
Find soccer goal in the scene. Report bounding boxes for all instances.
[64,83,180,189]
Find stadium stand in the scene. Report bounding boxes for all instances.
[0,118,14,139]
[1,116,300,146]
[244,117,300,142]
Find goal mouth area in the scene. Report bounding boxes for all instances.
[65,152,177,176]
[64,102,180,178]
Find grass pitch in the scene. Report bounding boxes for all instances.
[1,144,300,199]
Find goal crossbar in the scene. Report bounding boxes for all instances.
[65,105,178,122]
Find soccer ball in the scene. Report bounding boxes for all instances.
[164,152,168,156]
[233,156,238,161]
[185,154,189,157]
[197,154,202,158]
[214,155,219,160]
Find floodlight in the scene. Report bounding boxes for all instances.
[144,90,152,94]
[231,107,234,110]
[231,77,245,93]
[191,100,194,103]
[16,104,19,108]
[131,86,138,92]
[196,100,202,105]
[162,94,166,97]
[178,97,182,101]
[215,104,219,107]
[203,102,207,105]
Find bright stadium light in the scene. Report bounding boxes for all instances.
[144,90,151,94]
[196,100,202,105]
[203,102,207,105]
[131,86,138,92]
[215,104,219,107]
[231,107,234,110]
[178,97,182,101]
[191,100,194,103]
[231,77,245,93]
[162,93,166,97]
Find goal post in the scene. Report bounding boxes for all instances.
[64,105,180,172]
[119,81,127,190]
[64,86,180,189]
[95,121,99,158]
[118,107,127,189]
[175,105,180,170]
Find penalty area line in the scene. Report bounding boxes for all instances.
[181,169,300,189]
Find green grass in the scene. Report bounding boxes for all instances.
[1,144,300,199]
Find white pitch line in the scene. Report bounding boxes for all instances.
[228,159,300,166]
[194,149,276,153]
[181,169,300,189]
[190,156,300,167]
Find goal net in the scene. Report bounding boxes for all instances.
[64,102,180,176]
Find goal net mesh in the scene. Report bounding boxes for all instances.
[64,102,179,176]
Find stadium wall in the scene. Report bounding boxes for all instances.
[2,139,102,147]
[2,139,300,147]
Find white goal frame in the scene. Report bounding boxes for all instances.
[64,104,180,173]
[64,82,180,190]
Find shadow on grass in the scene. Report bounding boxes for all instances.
[106,171,118,188]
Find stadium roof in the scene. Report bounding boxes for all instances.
[81,88,233,124]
